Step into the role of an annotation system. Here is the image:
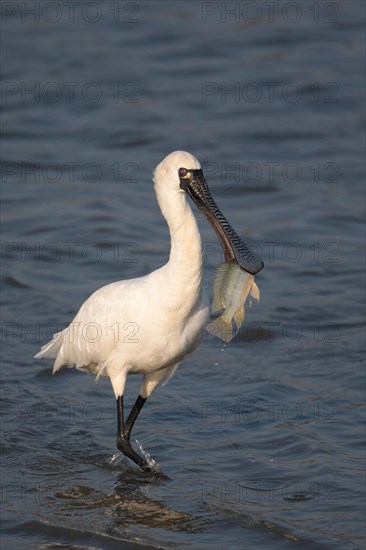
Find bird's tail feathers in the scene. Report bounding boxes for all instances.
[95,357,114,384]
[34,332,63,360]
[161,364,180,386]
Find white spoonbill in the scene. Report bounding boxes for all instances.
[35,151,263,472]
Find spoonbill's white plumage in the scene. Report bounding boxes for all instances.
[35,151,263,472]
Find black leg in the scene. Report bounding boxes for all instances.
[116,395,151,472]
[125,395,146,440]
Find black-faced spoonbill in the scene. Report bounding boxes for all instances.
[35,151,263,473]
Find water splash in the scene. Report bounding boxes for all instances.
[135,439,158,470]
[107,445,163,475]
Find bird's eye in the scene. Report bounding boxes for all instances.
[178,167,188,178]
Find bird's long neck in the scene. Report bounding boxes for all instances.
[158,190,203,314]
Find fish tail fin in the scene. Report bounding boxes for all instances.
[206,315,236,343]
[250,281,260,301]
[233,305,245,329]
